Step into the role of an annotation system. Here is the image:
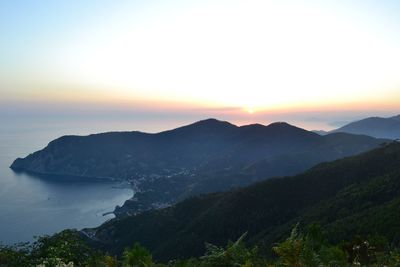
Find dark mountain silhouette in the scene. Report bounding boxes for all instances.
[312,130,328,135]
[391,114,400,121]
[11,118,387,215]
[331,114,400,139]
[90,142,400,261]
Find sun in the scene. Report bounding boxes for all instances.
[247,107,254,114]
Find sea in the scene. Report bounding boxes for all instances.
[0,119,137,245]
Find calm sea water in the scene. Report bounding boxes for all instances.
[0,122,133,245]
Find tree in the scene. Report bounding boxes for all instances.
[123,243,153,267]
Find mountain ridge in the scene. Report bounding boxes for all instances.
[11,118,388,216]
[331,114,400,139]
[90,142,400,261]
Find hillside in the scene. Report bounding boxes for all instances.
[11,119,387,215]
[332,115,400,139]
[90,142,400,261]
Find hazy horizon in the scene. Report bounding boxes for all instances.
[1,106,399,135]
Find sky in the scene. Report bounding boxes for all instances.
[1,0,400,132]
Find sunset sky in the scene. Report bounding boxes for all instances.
[1,0,399,132]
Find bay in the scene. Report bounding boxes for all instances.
[0,122,133,245]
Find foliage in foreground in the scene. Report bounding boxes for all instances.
[0,230,112,267]
[2,226,400,267]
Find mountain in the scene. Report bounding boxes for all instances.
[11,118,387,215]
[392,114,400,121]
[332,115,400,139]
[90,142,400,261]
[312,130,328,135]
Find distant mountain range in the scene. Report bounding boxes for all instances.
[316,114,400,139]
[11,119,387,216]
[90,142,400,261]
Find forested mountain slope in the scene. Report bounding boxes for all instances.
[91,142,400,261]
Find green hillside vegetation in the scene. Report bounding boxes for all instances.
[91,142,400,261]
[2,226,400,266]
